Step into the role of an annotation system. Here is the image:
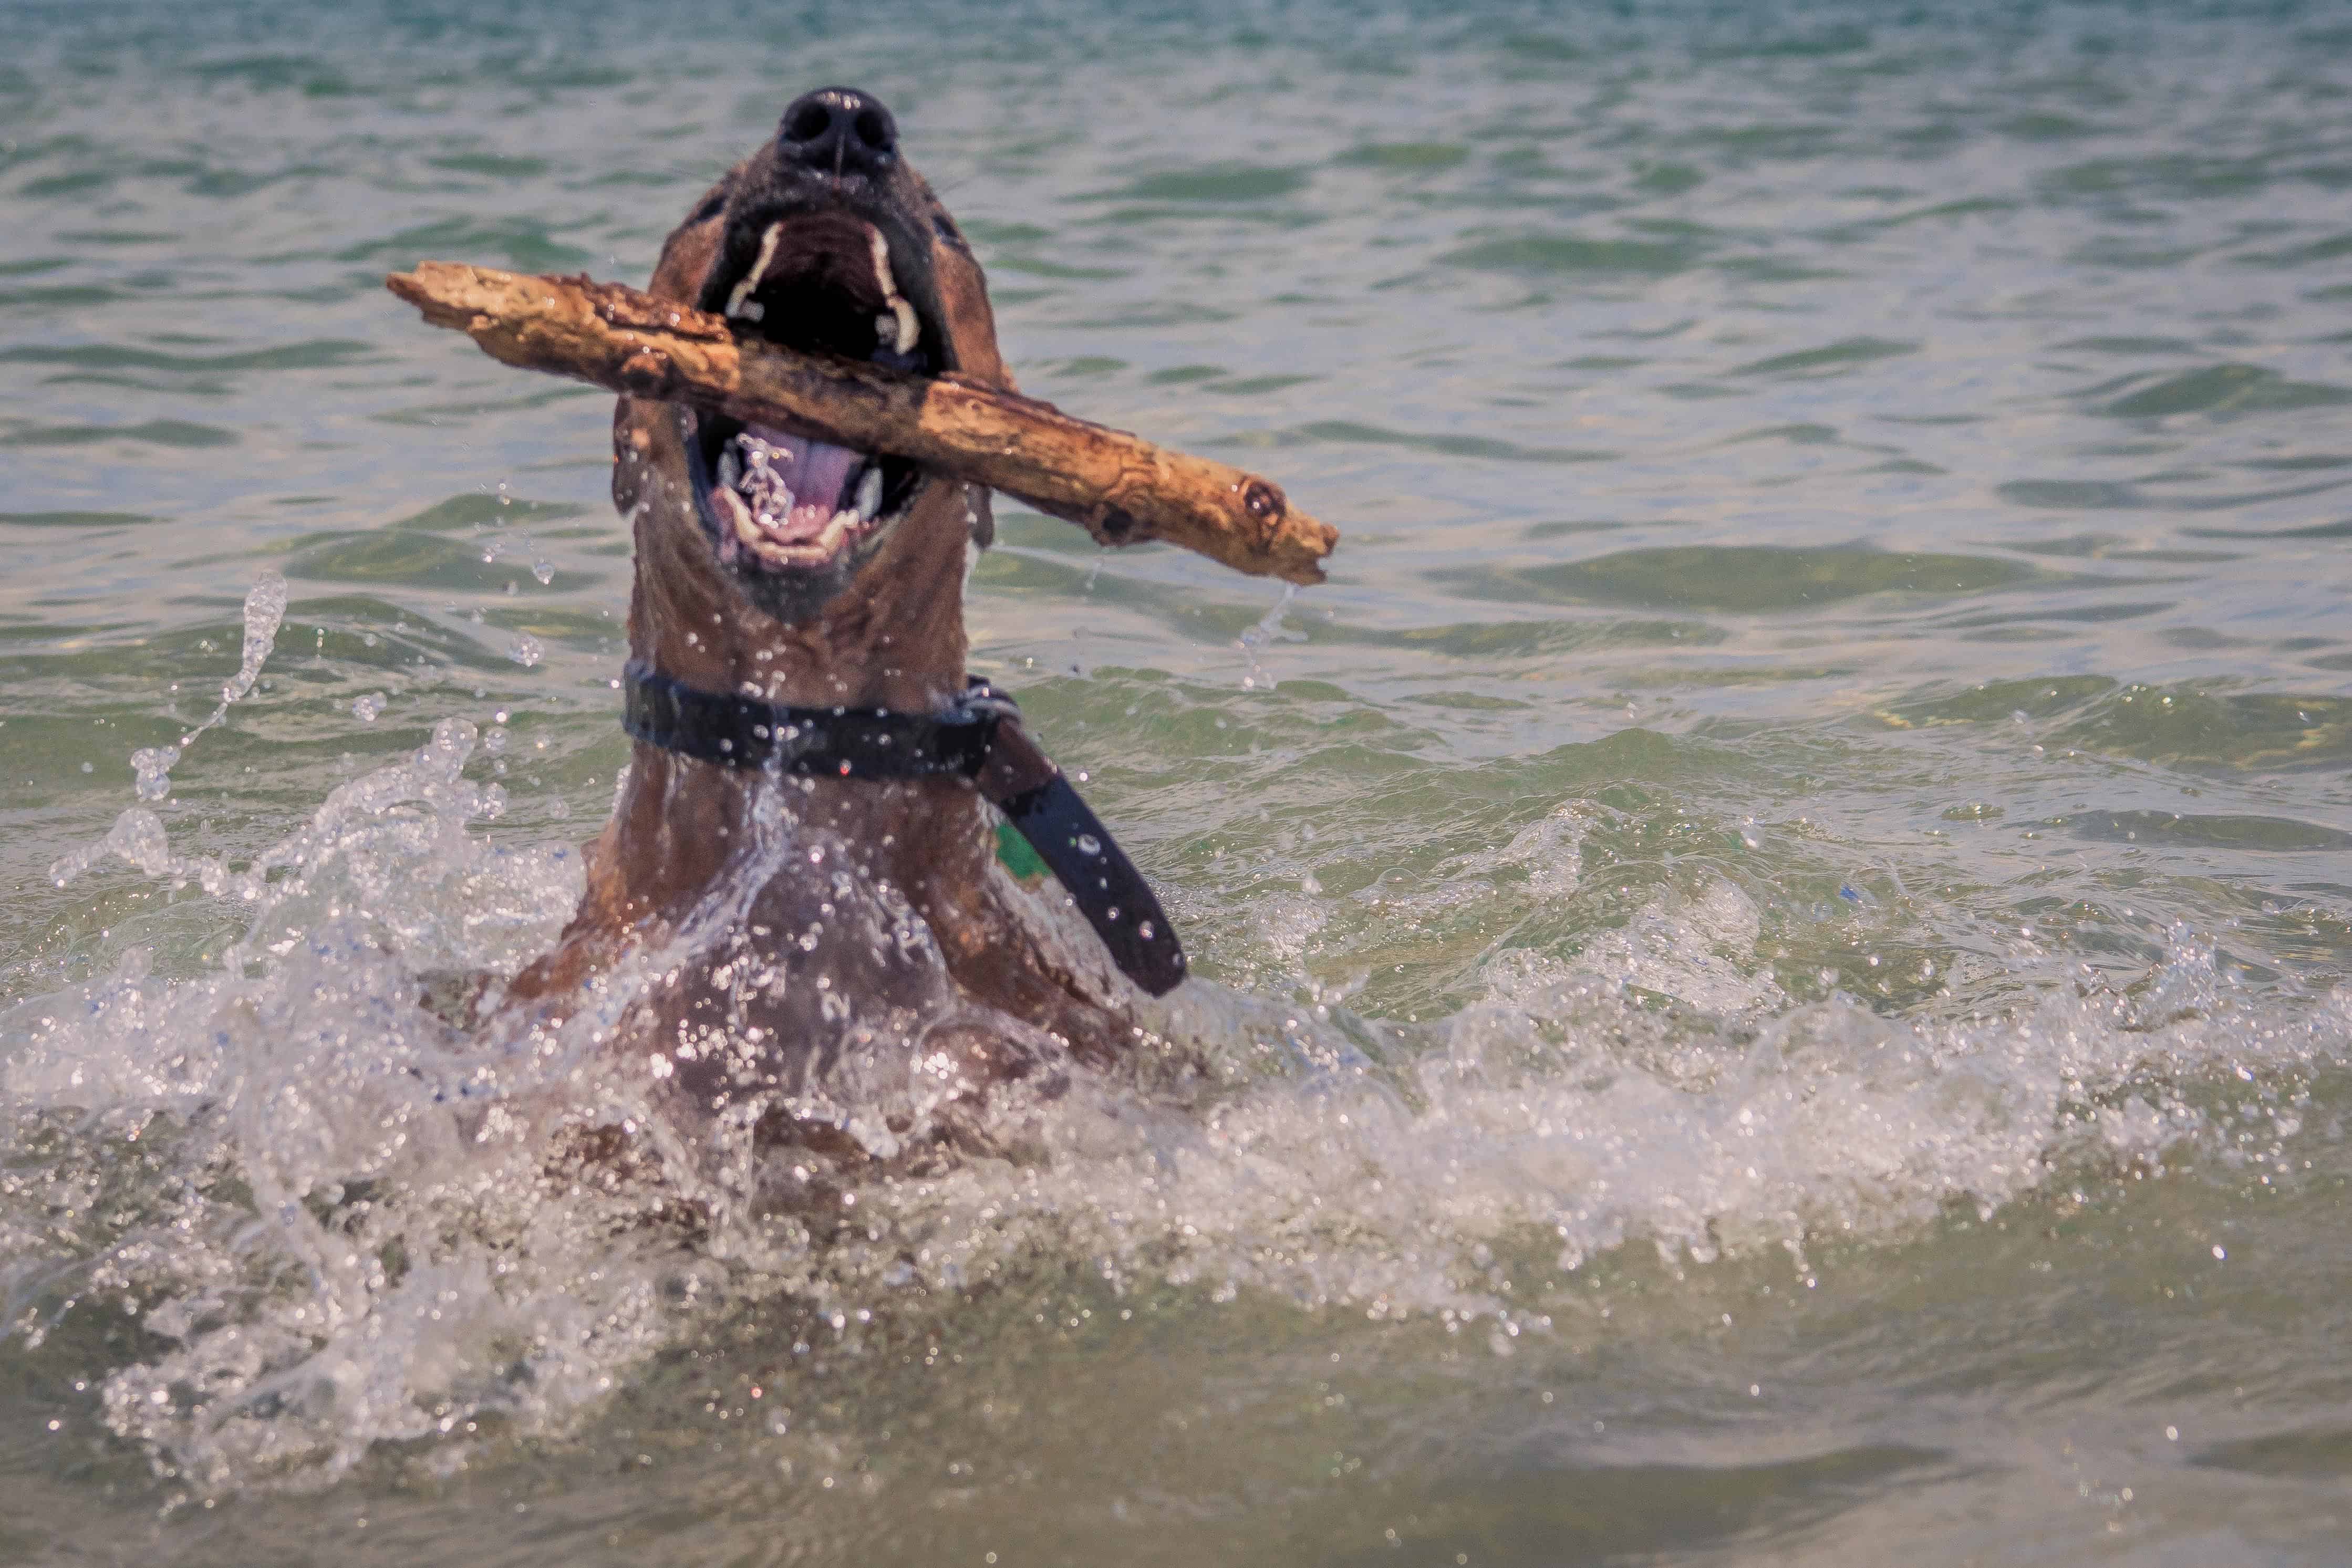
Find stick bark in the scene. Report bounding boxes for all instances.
[385,261,1336,584]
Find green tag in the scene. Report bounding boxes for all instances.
[993,819,1049,882]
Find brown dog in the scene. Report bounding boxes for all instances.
[501,89,1186,1167]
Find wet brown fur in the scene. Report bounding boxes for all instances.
[500,130,1154,1151]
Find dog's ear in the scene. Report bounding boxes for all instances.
[919,184,1006,546]
[616,175,737,511]
[648,174,734,304]
[918,183,1014,391]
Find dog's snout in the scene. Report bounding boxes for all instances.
[779,87,898,178]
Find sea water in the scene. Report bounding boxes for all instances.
[6,1,2352,1561]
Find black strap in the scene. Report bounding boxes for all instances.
[623,662,997,777]
[620,661,1187,995]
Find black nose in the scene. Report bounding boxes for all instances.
[778,87,898,178]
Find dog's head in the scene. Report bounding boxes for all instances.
[618,87,1005,662]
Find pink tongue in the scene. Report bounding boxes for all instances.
[746,425,864,541]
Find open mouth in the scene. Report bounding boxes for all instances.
[687,211,941,579]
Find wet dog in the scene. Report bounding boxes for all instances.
[501,89,1184,1166]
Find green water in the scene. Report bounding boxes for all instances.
[6,2,2352,1561]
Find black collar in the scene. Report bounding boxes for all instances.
[621,661,1187,996]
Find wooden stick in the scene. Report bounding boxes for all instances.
[385,261,1336,584]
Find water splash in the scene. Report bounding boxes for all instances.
[847,891,2349,1326]
[53,572,286,870]
[9,710,1120,1489]
[9,741,2350,1493]
[129,745,178,803]
[1236,582,1301,690]
[6,718,599,1487]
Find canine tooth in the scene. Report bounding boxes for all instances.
[855,466,883,519]
[724,222,784,319]
[865,225,921,351]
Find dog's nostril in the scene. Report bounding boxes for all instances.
[778,87,899,176]
[785,101,832,143]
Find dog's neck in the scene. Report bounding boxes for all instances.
[585,482,981,925]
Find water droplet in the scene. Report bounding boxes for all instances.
[1075,833,1101,856]
[532,558,555,585]
[352,693,387,722]
[131,745,181,802]
[507,635,544,669]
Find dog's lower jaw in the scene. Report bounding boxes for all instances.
[614,399,979,712]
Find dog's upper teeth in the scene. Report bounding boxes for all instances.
[867,225,898,303]
[855,465,883,520]
[725,221,785,319]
